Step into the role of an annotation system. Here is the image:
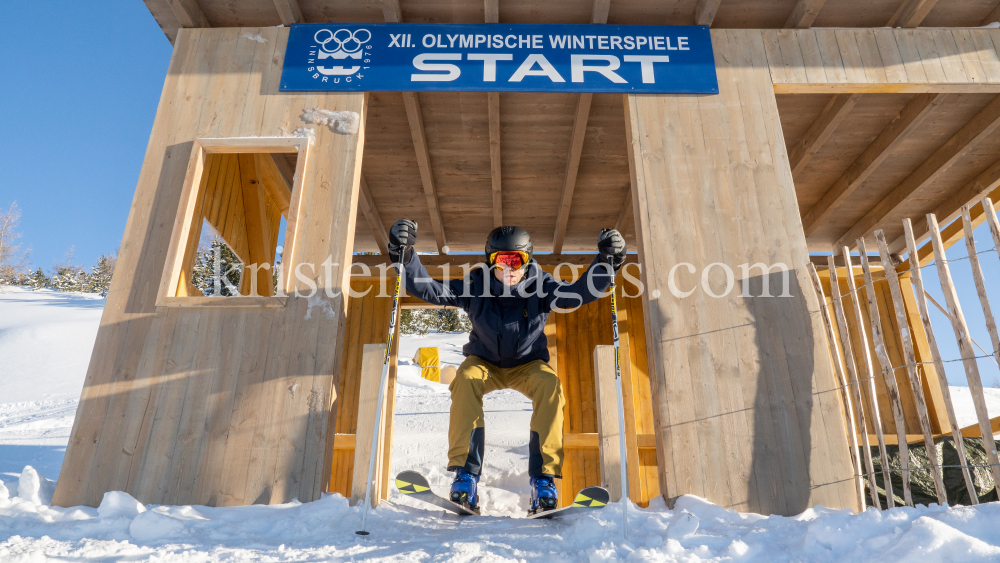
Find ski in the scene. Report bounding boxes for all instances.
[395,470,609,520]
[395,470,479,516]
[526,486,609,519]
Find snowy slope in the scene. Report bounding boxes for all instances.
[4,287,1000,561]
[0,288,103,480]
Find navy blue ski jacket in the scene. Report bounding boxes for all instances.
[400,254,614,368]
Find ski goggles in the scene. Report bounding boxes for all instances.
[489,250,529,271]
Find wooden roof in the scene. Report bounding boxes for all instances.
[142,0,1000,255]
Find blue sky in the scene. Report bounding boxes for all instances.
[0,1,172,269]
[0,2,997,387]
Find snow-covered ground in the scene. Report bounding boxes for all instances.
[3,286,1000,561]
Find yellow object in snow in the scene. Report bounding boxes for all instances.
[412,347,441,382]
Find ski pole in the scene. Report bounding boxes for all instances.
[356,244,407,536]
[607,256,629,541]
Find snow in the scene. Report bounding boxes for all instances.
[241,32,267,43]
[947,386,1000,428]
[3,286,1000,561]
[300,108,360,135]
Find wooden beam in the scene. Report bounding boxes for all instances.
[762,29,1000,93]
[552,94,593,254]
[383,4,444,252]
[564,433,656,449]
[959,415,1000,437]
[485,1,501,226]
[835,94,1000,251]
[550,0,609,253]
[809,254,882,268]
[358,175,391,256]
[489,92,502,227]
[333,434,355,450]
[271,154,296,188]
[349,252,634,277]
[784,0,827,28]
[237,154,275,297]
[254,154,291,216]
[591,0,611,24]
[789,94,860,179]
[272,0,303,25]
[694,0,722,26]
[381,0,401,22]
[802,94,943,236]
[982,3,1000,26]
[401,92,448,253]
[166,0,210,28]
[887,0,939,28]
[889,156,1000,255]
[614,187,632,234]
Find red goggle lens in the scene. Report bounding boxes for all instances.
[490,251,528,270]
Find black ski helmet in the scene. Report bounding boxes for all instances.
[485,226,533,263]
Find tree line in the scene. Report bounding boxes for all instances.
[0,202,119,295]
[1,200,470,335]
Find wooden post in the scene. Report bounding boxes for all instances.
[874,230,947,504]
[594,344,623,502]
[840,246,896,508]
[983,198,1000,264]
[827,257,882,508]
[806,263,866,510]
[902,219,979,504]
[855,241,914,507]
[351,343,389,508]
[926,213,1000,490]
[625,29,857,515]
[379,315,402,500]
[961,205,1000,368]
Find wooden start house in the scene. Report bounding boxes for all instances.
[53,0,1000,517]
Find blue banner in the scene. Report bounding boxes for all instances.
[279,23,718,94]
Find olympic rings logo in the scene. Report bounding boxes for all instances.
[314,28,371,54]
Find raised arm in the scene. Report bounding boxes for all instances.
[543,228,626,312]
[388,218,468,309]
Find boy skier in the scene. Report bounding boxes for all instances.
[387,219,627,515]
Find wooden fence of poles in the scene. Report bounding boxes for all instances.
[812,197,1000,509]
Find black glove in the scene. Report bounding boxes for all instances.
[597,228,626,271]
[388,219,417,264]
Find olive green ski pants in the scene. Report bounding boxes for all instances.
[447,355,566,478]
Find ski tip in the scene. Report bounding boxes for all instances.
[395,471,432,495]
[574,487,610,505]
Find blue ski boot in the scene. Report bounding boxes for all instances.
[449,468,481,514]
[529,475,558,515]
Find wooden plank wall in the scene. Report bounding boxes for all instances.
[755,28,1000,93]
[548,272,659,508]
[627,30,859,516]
[818,267,951,439]
[52,27,366,508]
[329,278,399,499]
